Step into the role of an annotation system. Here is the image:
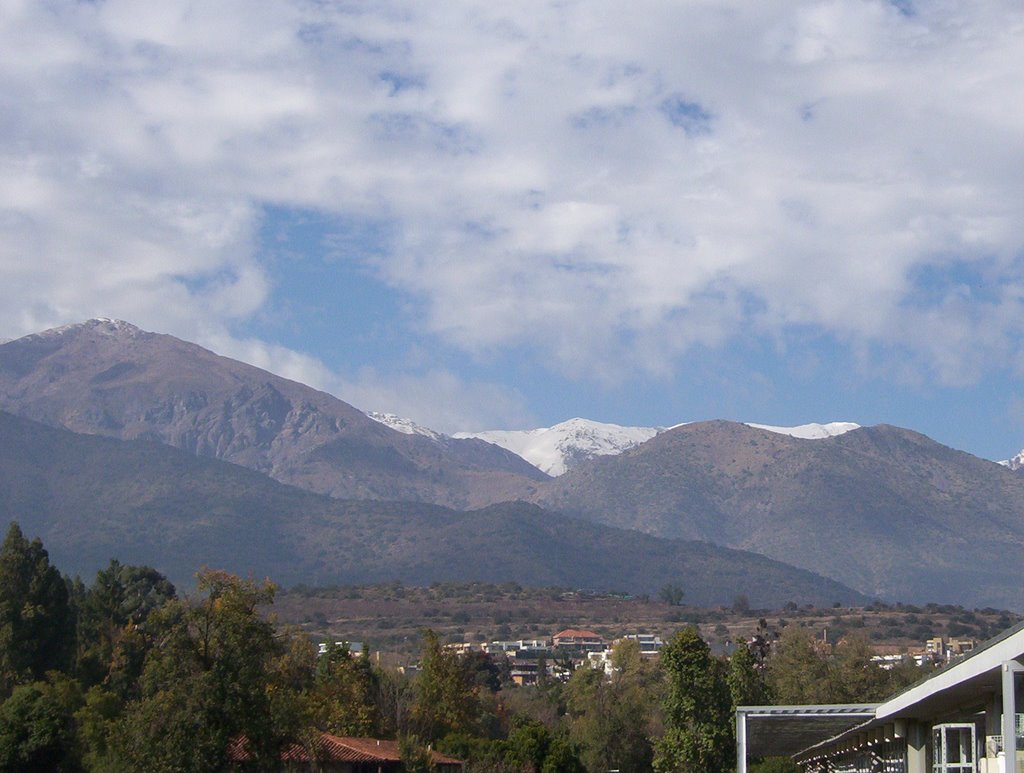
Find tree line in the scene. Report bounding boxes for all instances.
[0,521,928,772]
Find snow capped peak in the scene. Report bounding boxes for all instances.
[87,318,141,335]
[366,411,444,441]
[32,318,142,340]
[365,413,864,477]
[745,421,860,440]
[455,418,662,476]
[1000,449,1024,471]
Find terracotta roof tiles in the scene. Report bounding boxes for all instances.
[228,733,463,766]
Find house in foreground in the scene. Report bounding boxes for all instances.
[737,620,1024,772]
[228,733,464,773]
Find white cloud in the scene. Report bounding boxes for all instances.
[0,0,1021,406]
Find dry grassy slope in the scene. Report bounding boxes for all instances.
[0,411,867,607]
[0,320,548,508]
[532,420,1024,608]
[273,584,1021,657]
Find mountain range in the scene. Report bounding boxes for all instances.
[0,409,863,607]
[1,319,1022,608]
[372,413,863,477]
[528,420,1024,607]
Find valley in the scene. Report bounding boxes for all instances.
[273,581,1022,660]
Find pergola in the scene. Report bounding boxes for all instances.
[735,704,878,771]
[736,620,1024,773]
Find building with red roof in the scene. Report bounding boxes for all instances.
[227,733,464,772]
[552,628,605,651]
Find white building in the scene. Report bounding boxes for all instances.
[737,621,1024,772]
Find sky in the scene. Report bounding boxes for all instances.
[0,0,1022,459]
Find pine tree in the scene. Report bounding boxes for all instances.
[0,523,74,696]
[76,559,176,694]
[728,642,770,709]
[653,627,734,773]
[413,629,479,741]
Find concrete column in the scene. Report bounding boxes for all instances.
[1003,661,1022,773]
[906,720,928,773]
[736,710,747,773]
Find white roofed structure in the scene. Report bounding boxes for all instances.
[738,620,1024,772]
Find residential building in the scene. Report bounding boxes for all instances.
[228,733,464,772]
[317,640,364,657]
[587,648,614,675]
[510,658,541,686]
[552,629,605,652]
[621,633,664,655]
[485,639,549,655]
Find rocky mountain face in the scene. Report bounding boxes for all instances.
[0,410,866,607]
[0,319,548,508]
[4,319,1023,609]
[530,421,1024,608]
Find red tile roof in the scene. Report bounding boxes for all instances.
[228,733,463,766]
[553,629,602,640]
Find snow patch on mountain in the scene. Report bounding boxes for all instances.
[745,421,861,440]
[368,412,863,477]
[366,412,444,441]
[33,318,143,340]
[454,418,662,476]
[999,449,1024,471]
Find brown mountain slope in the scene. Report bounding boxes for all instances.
[531,420,1024,608]
[0,411,867,607]
[0,319,547,507]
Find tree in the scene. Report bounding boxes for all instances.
[0,674,84,773]
[732,594,751,615]
[653,627,733,773]
[0,523,75,695]
[765,626,831,705]
[829,633,892,702]
[413,629,480,741]
[540,735,586,773]
[113,570,299,771]
[399,734,436,773]
[565,640,658,773]
[376,667,416,738]
[76,559,176,694]
[727,643,770,709]
[309,641,381,736]
[504,717,552,772]
[74,685,124,772]
[659,584,685,606]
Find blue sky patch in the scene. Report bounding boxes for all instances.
[660,96,713,136]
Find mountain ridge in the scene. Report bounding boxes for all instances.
[377,414,862,476]
[0,319,549,508]
[529,420,1024,608]
[3,320,1023,609]
[0,409,866,607]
